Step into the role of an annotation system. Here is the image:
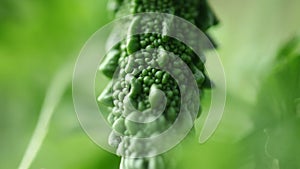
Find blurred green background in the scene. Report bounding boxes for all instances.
[0,0,299,168]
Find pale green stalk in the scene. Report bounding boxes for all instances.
[18,63,72,169]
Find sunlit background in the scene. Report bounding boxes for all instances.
[1,0,299,168]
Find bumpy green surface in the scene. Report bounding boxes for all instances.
[98,0,218,169]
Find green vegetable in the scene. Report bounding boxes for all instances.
[98,0,218,168]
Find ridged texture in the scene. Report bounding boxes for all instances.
[98,0,218,169]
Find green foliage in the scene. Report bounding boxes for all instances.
[241,37,300,169]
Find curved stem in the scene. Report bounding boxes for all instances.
[18,62,72,169]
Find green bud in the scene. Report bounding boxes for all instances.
[143,76,151,85]
[194,67,205,85]
[129,79,142,98]
[113,117,126,134]
[149,85,165,109]
[162,73,170,84]
[167,107,177,121]
[98,83,114,107]
[127,37,140,54]
[138,101,146,110]
[155,71,164,79]
[99,49,120,78]
[157,51,169,67]
[166,91,173,98]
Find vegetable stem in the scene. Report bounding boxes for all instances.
[18,62,72,169]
